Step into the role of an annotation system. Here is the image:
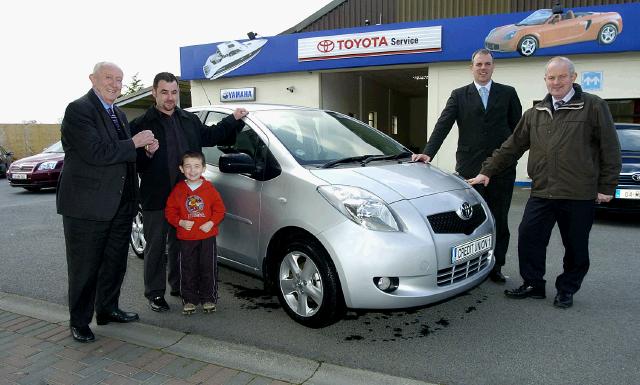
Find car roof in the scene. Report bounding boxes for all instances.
[186,103,320,113]
[615,123,640,130]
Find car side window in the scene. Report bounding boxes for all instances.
[201,111,280,181]
[201,112,234,167]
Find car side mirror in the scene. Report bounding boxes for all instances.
[219,153,256,174]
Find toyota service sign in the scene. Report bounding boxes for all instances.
[298,26,442,62]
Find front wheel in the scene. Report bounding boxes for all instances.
[517,35,538,56]
[276,238,344,328]
[130,208,146,258]
[598,23,618,44]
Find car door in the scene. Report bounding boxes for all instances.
[200,111,272,272]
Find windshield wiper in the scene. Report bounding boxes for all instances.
[360,151,413,165]
[320,155,375,169]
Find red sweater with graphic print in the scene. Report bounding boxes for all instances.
[165,177,226,241]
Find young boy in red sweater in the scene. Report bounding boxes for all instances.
[165,151,225,315]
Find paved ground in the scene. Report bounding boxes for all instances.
[2,181,639,385]
[0,310,292,385]
[0,292,434,385]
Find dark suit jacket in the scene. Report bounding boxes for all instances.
[424,82,522,178]
[130,106,243,210]
[56,89,137,221]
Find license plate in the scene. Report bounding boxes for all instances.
[12,173,27,180]
[615,189,640,200]
[451,234,492,264]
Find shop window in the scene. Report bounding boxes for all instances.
[368,111,377,128]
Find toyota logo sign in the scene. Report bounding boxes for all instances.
[633,173,640,182]
[456,202,473,220]
[317,40,335,53]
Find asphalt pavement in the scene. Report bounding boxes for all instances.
[1,180,639,385]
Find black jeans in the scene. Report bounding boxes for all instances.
[63,199,135,328]
[178,237,218,305]
[473,172,516,268]
[142,209,180,299]
[518,197,594,294]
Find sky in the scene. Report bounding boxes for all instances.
[1,0,334,123]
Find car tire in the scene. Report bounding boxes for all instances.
[598,23,618,44]
[275,237,344,328]
[517,35,538,57]
[130,207,146,259]
[24,187,41,192]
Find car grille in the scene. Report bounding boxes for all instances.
[485,42,499,50]
[427,204,486,235]
[9,164,34,172]
[618,174,640,185]
[437,252,490,287]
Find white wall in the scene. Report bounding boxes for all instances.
[427,52,640,182]
[190,71,321,107]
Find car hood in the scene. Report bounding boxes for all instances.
[309,162,468,203]
[621,151,640,173]
[486,25,518,40]
[13,152,65,165]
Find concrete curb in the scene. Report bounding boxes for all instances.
[0,292,437,385]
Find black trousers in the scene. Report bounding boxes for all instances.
[473,172,516,268]
[518,197,594,294]
[142,210,180,299]
[178,237,218,305]
[63,199,135,328]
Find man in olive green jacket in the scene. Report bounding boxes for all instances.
[468,57,621,309]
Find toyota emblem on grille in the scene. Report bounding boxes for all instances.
[456,202,473,220]
[633,173,640,182]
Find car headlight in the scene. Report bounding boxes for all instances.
[317,185,400,232]
[37,161,57,171]
[505,31,516,40]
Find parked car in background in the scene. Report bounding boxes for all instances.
[596,123,640,212]
[7,141,64,191]
[0,145,15,178]
[484,8,622,57]
[163,104,498,327]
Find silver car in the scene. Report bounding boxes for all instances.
[190,104,495,327]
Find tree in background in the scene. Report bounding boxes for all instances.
[123,73,144,96]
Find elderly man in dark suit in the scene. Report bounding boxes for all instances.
[57,62,156,342]
[413,48,522,283]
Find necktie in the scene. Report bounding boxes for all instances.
[479,87,489,109]
[554,100,565,110]
[107,107,120,129]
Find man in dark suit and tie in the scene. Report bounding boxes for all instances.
[412,48,522,283]
[57,62,156,342]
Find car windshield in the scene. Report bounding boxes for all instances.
[516,9,552,25]
[44,141,64,153]
[617,128,640,152]
[254,109,409,166]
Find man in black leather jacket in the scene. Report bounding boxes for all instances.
[130,72,247,312]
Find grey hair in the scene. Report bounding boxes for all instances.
[546,56,575,75]
[92,61,121,75]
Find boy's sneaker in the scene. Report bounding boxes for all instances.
[203,302,216,313]
[182,303,196,315]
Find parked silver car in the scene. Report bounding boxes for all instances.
[188,104,495,327]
